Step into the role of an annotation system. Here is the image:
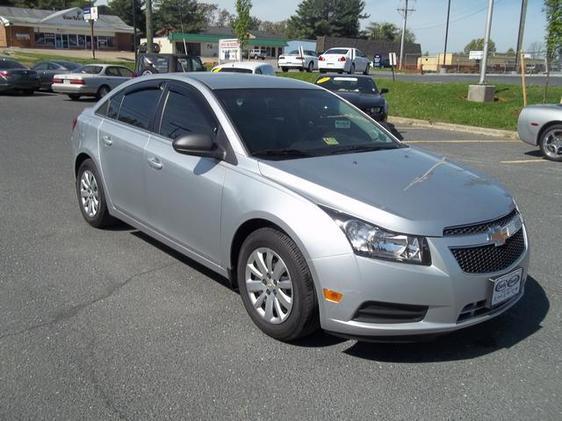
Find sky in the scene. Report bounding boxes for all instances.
[209,0,548,53]
[99,0,548,53]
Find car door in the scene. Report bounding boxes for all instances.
[104,66,125,89]
[144,81,227,263]
[98,81,164,222]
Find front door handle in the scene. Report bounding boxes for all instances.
[148,157,163,170]
[102,135,112,146]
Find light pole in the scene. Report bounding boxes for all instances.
[146,0,153,54]
[132,0,137,63]
[442,0,451,68]
[478,0,494,85]
[515,0,528,72]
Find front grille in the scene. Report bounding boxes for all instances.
[443,209,518,236]
[353,301,428,324]
[450,228,525,274]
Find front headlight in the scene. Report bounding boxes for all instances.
[323,208,431,265]
[368,106,382,114]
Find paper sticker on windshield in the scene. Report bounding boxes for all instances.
[323,137,339,145]
[335,120,351,129]
[316,77,331,84]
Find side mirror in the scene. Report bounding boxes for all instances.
[380,88,389,94]
[172,134,225,160]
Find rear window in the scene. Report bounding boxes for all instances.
[316,76,378,94]
[325,48,349,55]
[80,65,102,74]
[218,67,253,74]
[0,60,26,69]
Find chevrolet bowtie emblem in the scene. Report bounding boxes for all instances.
[488,227,509,246]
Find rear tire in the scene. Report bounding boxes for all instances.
[281,67,288,73]
[237,228,319,342]
[96,85,110,100]
[539,124,562,162]
[68,94,81,101]
[307,61,314,72]
[76,159,116,228]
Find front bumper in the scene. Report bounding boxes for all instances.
[311,226,529,339]
[52,83,96,95]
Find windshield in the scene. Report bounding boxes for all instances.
[0,60,26,69]
[316,76,378,94]
[215,88,400,160]
[79,65,102,74]
[325,48,349,55]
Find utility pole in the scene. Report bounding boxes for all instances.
[514,0,528,72]
[398,0,415,70]
[132,0,137,63]
[89,0,95,59]
[478,0,494,85]
[146,0,153,54]
[442,0,451,68]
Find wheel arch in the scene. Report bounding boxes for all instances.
[537,120,562,145]
[229,218,291,288]
[75,152,92,176]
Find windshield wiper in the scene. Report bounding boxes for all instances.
[324,144,397,155]
[252,148,313,159]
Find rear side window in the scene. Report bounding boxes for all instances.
[118,88,162,130]
[96,92,123,119]
[159,86,217,140]
[105,67,120,76]
[117,67,133,77]
[80,65,102,74]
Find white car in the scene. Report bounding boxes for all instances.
[318,48,370,75]
[278,50,318,72]
[51,64,133,100]
[211,62,275,76]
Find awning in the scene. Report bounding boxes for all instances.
[169,32,287,48]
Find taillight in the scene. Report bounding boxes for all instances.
[339,56,347,62]
[53,77,63,83]
[70,79,85,85]
[319,56,325,61]
[0,70,9,79]
[72,116,78,131]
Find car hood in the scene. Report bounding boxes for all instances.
[258,147,514,237]
[335,91,386,108]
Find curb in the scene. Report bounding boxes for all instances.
[388,116,519,139]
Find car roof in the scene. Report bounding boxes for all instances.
[138,72,320,90]
[316,73,373,80]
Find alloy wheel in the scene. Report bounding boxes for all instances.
[543,128,562,159]
[80,170,99,218]
[245,247,293,324]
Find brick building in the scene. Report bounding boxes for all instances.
[0,6,133,51]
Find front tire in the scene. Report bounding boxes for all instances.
[307,61,314,72]
[237,228,319,342]
[68,94,80,101]
[539,124,562,162]
[76,159,115,228]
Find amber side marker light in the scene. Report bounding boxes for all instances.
[323,288,344,303]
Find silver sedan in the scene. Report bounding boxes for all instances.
[517,104,562,161]
[52,64,133,101]
[71,73,529,342]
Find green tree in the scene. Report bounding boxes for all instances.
[233,0,252,53]
[506,47,515,55]
[287,0,368,39]
[365,21,415,43]
[463,38,496,54]
[155,0,206,33]
[543,0,562,100]
[108,0,145,33]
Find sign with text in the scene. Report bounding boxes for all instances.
[389,52,397,66]
[219,38,241,63]
[83,6,98,21]
[469,50,484,60]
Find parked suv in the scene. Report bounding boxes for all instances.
[135,53,205,75]
[71,73,529,342]
[249,47,267,60]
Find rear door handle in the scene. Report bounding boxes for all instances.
[148,157,163,170]
[102,135,112,146]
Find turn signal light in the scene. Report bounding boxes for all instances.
[323,288,343,303]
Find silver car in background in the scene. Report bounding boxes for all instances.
[71,73,529,342]
[517,104,562,161]
[52,64,133,101]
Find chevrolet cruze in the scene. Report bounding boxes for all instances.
[72,73,529,342]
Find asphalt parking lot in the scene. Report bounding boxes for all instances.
[1,92,560,420]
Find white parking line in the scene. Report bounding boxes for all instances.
[500,159,548,164]
[405,140,518,144]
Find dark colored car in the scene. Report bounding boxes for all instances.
[0,57,40,95]
[135,53,205,76]
[315,73,389,122]
[32,60,82,90]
